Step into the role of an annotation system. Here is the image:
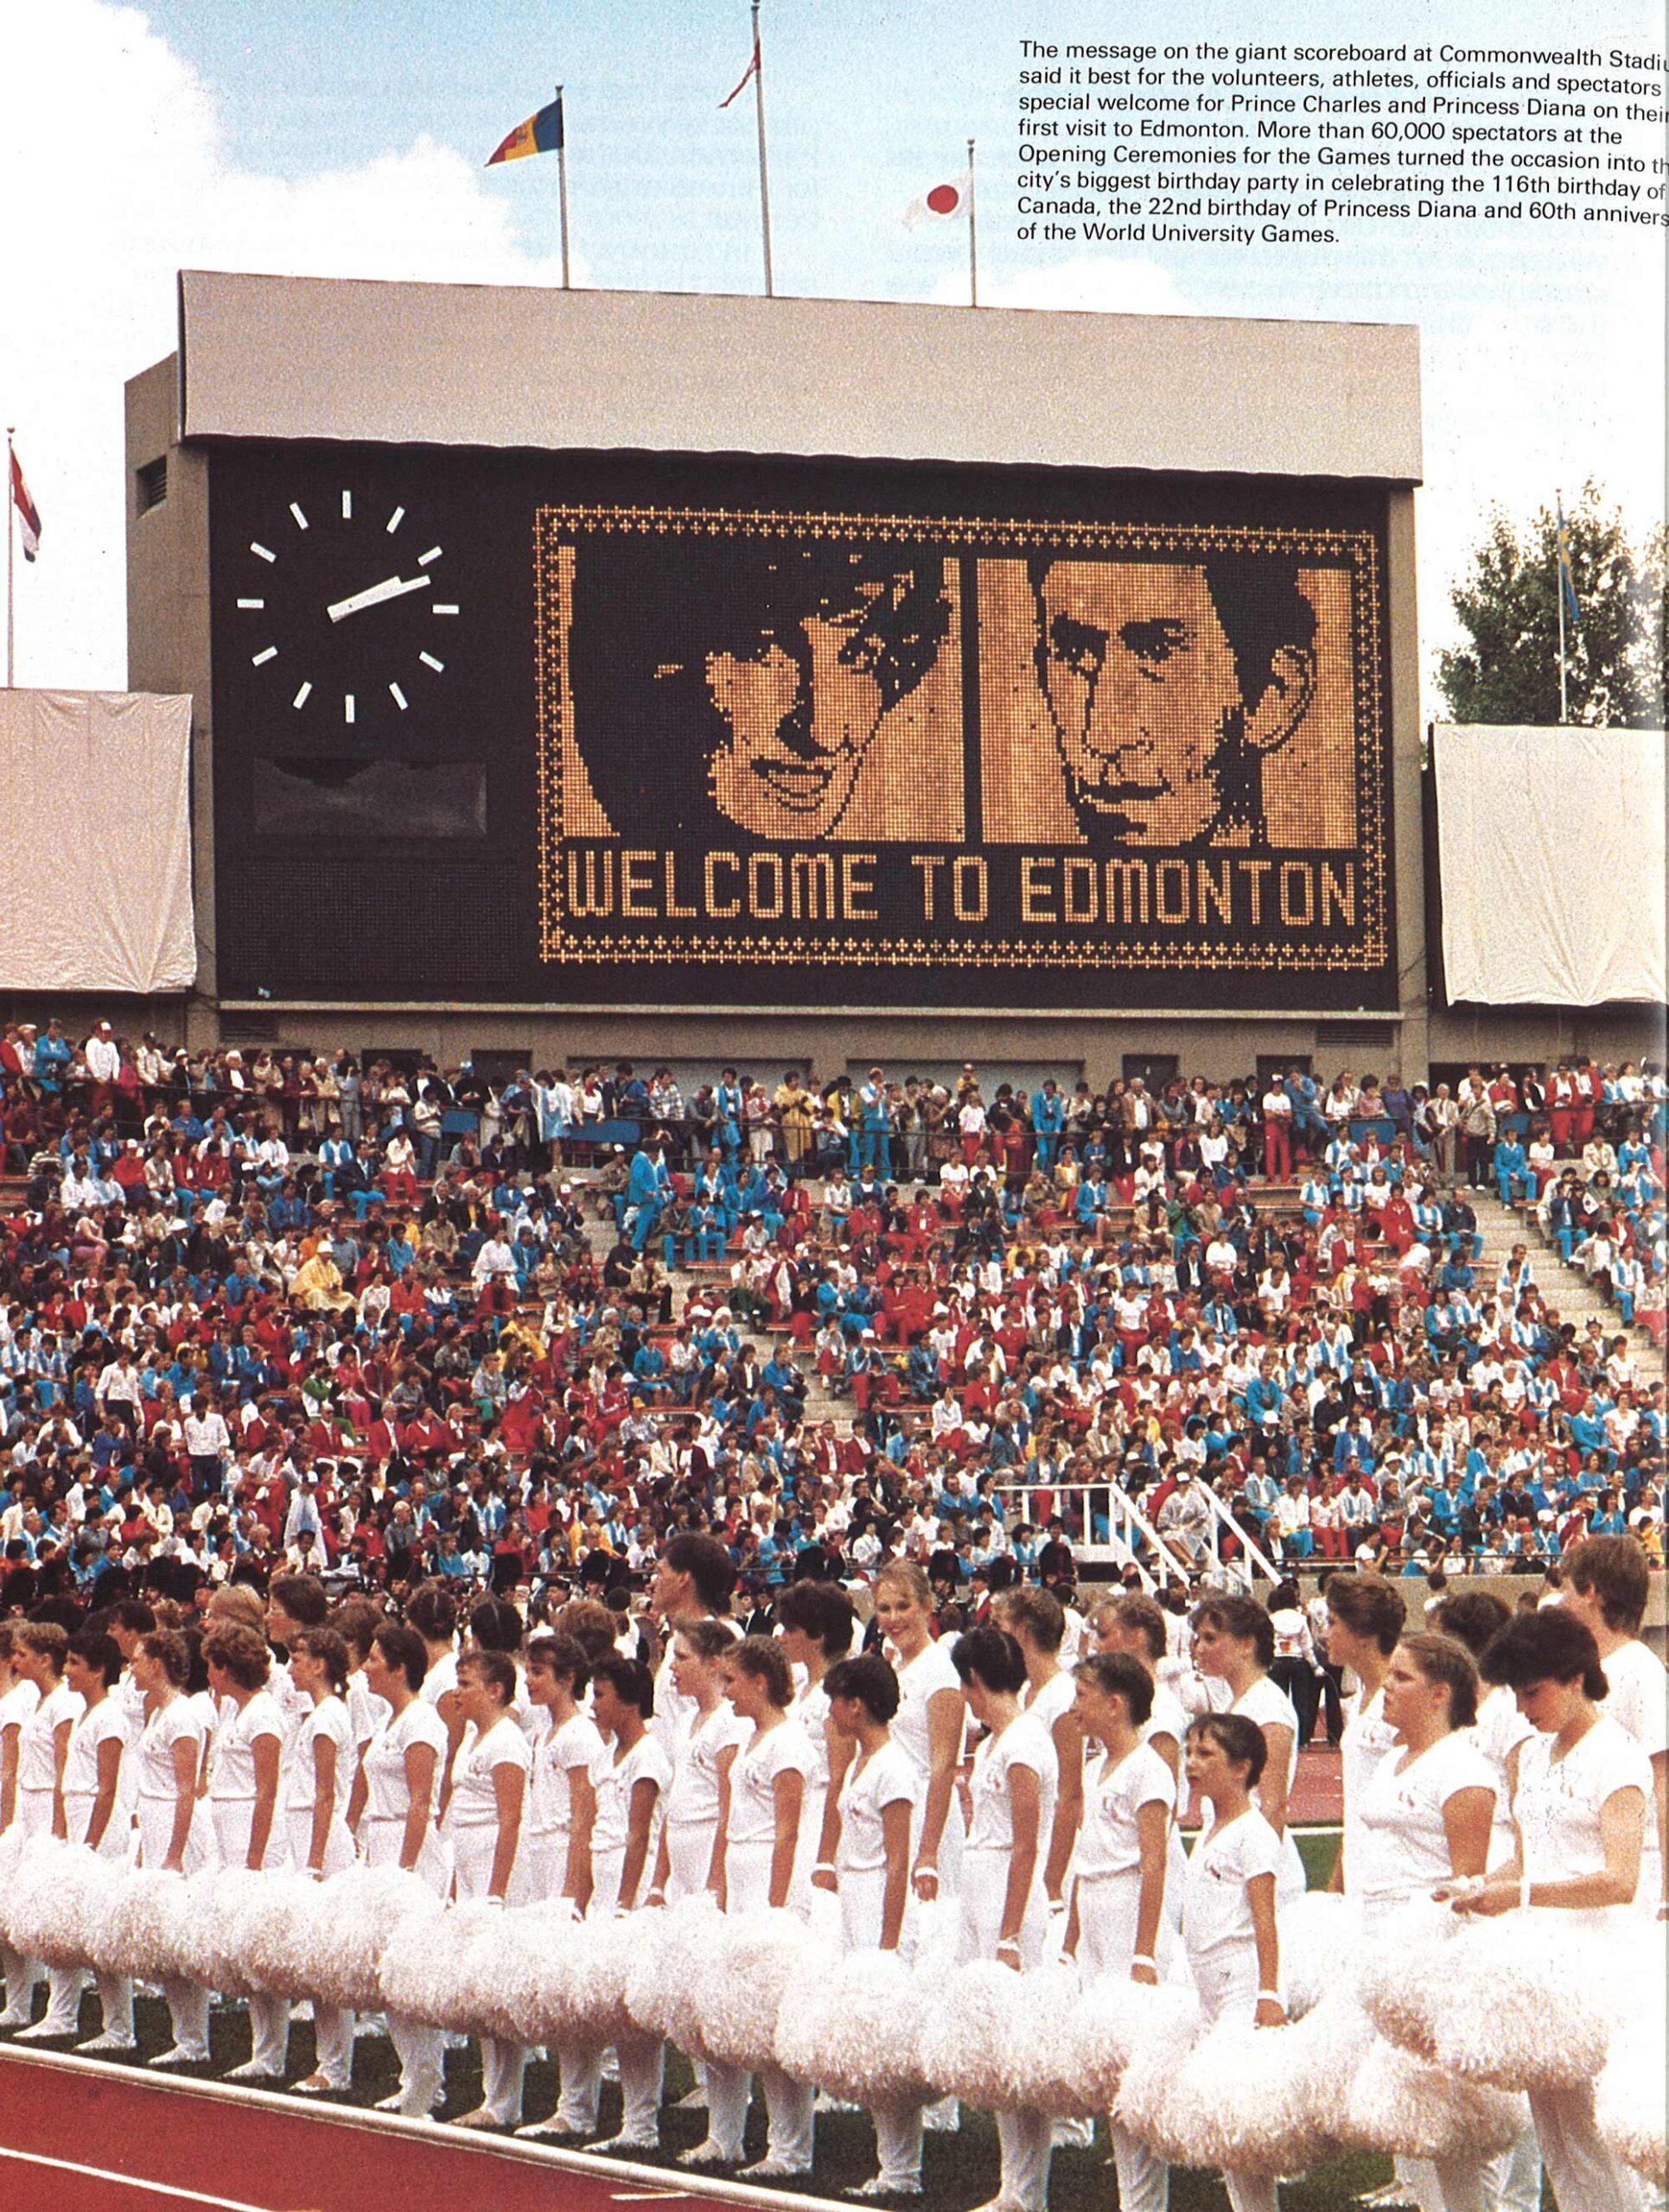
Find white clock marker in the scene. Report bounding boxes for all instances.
[341,490,353,519]
[290,502,309,530]
[386,506,405,533]
[344,693,355,724]
[419,652,444,673]
[251,543,276,563]
[432,603,459,615]
[389,683,408,710]
[252,646,277,666]
[237,598,264,609]
[293,683,312,709]
[418,546,442,566]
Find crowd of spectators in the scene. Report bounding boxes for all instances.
[0,1020,1663,1631]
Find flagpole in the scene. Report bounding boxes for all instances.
[554,86,571,289]
[4,426,14,690]
[1556,489,1568,726]
[751,0,774,297]
[967,138,978,307]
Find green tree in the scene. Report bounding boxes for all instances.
[1436,480,1666,728]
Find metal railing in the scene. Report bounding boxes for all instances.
[992,1479,1194,1590]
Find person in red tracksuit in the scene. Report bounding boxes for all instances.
[1546,1063,1577,1154]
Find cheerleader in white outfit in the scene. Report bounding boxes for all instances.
[0,1621,44,2027]
[1178,1713,1288,2212]
[62,1629,138,2051]
[203,1622,290,2082]
[703,1637,819,2177]
[778,1580,857,1883]
[5,1626,81,2040]
[874,1565,966,1906]
[349,1623,449,2116]
[648,1620,749,1907]
[951,1624,1060,2212]
[132,1630,214,2066]
[513,1633,608,2141]
[1065,1652,1176,2212]
[285,1628,358,2094]
[579,1656,672,2152]
[442,1649,530,2129]
[818,1650,925,2197]
[1189,1596,1305,1904]
[1448,1608,1650,2212]
[1089,1596,1191,1921]
[1359,1633,1499,2212]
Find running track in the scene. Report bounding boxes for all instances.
[0,2050,846,2212]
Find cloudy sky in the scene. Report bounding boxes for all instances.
[2,0,1661,697]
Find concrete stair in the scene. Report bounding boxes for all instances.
[1468,1185,1662,1377]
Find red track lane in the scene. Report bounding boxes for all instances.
[0,2050,786,2212]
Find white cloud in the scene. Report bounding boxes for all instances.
[1,1,574,688]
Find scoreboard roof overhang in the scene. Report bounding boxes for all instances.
[171,269,1422,485]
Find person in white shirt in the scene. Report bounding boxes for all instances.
[1188,1593,1304,1902]
[1066,1651,1175,2212]
[1560,1534,1667,1917]
[3,1625,80,2037]
[60,1629,137,2051]
[1177,1713,1287,2212]
[951,1624,1059,2212]
[285,1627,358,2094]
[348,1623,450,2116]
[443,1649,530,2129]
[203,1622,290,2081]
[815,1651,925,2198]
[1450,1609,1649,2212]
[131,1630,213,2065]
[1322,1574,1405,1896]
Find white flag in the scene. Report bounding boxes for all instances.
[903,170,971,228]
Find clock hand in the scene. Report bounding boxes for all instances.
[326,573,434,624]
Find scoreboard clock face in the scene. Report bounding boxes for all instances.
[231,482,462,728]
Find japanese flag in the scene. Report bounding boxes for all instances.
[903,170,971,227]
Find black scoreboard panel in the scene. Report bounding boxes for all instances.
[207,445,1395,1008]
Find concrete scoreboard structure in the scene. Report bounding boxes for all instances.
[127,268,1432,1083]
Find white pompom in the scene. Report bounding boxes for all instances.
[775,1943,933,2106]
[163,1868,270,1997]
[560,1910,653,2048]
[917,1961,1086,2113]
[1278,1888,1359,2019]
[236,1874,326,2000]
[1596,2012,1668,2187]
[5,1837,119,1970]
[290,1866,435,2012]
[0,1827,27,1946]
[1062,1978,1199,2113]
[1359,1913,1611,2092]
[698,1910,813,2075]
[91,1869,195,1985]
[1113,1993,1217,2164]
[624,1896,723,2052]
[379,1896,475,2030]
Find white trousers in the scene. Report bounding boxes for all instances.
[1527,2082,1642,2212]
[361,1815,445,2111]
[1190,1947,1280,2212]
[959,1848,1053,2212]
[1077,1872,1170,2212]
[451,1822,526,2123]
[839,1864,925,2186]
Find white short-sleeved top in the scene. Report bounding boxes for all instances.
[591,1730,672,1859]
[420,1648,459,1707]
[137,1696,207,1802]
[447,1714,531,1829]
[1073,1741,1175,1882]
[1232,1675,1300,1810]
[727,1719,817,1853]
[793,1679,834,1800]
[1354,1732,1497,1920]
[16,1681,83,1790]
[285,1694,355,1814]
[1183,1808,1285,1961]
[1143,1682,1189,1754]
[664,1701,749,1830]
[362,1698,449,1822]
[63,1698,131,1814]
[1513,1717,1651,1893]
[0,1678,41,1741]
[347,1670,392,1748]
[835,1741,920,1877]
[1601,1639,1669,1760]
[966,1710,1058,1853]
[528,1711,605,1840]
[211,1690,286,1802]
[890,1638,965,1781]
[1340,1686,1403,1891]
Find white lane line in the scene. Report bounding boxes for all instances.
[0,2143,280,2211]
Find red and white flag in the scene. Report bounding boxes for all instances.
[10,447,41,563]
[903,170,971,227]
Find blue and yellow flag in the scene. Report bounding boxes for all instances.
[1555,500,1582,629]
[487,91,564,167]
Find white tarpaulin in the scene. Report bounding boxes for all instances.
[0,688,195,994]
[1433,721,1666,1006]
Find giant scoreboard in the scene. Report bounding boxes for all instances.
[134,275,1422,1019]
